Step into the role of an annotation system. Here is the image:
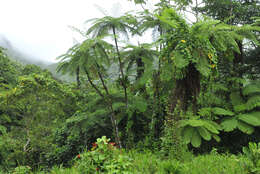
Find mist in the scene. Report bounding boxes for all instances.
[0,0,157,65]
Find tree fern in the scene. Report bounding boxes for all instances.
[179,119,221,147]
[158,8,260,79]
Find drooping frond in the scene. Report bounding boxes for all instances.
[86,15,138,40]
[157,8,260,79]
[243,81,260,96]
[179,119,221,147]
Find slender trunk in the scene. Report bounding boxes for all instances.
[76,66,80,89]
[195,0,199,22]
[92,46,123,148]
[112,26,128,108]
[85,67,122,147]
[233,41,244,98]
[84,68,104,98]
[96,69,122,148]
[151,26,163,138]
[136,57,144,80]
[136,56,146,93]
[108,104,122,148]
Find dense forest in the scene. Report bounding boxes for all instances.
[0,0,260,173]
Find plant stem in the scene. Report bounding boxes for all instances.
[112,26,128,108]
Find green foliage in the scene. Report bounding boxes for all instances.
[158,8,260,79]
[0,47,22,86]
[181,151,248,174]
[1,1,260,172]
[32,143,252,174]
[13,166,31,174]
[197,0,260,25]
[179,119,221,147]
[129,150,183,174]
[242,142,260,173]
[74,136,132,174]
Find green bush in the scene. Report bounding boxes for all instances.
[13,166,31,174]
[74,136,132,174]
[242,142,260,173]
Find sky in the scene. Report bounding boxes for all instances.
[0,0,159,63]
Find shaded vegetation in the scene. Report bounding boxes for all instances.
[0,0,260,173]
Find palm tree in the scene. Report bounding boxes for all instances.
[86,14,138,107]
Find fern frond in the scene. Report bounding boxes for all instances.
[212,107,234,116]
[182,126,194,144]
[197,126,211,141]
[230,91,244,107]
[179,119,221,147]
[221,118,238,132]
[191,129,201,148]
[0,125,6,135]
[238,112,260,127]
[234,104,247,112]
[243,82,260,96]
[237,121,254,134]
[246,95,260,111]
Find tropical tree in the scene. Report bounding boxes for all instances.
[57,37,123,147]
[158,8,260,113]
[122,43,157,81]
[86,14,138,107]
[57,44,82,88]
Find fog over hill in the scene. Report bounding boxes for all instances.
[0,34,74,81]
[0,34,52,66]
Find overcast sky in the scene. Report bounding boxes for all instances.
[0,0,160,63]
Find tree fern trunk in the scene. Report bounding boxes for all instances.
[88,61,123,148]
[76,66,80,89]
[112,26,128,108]
[169,64,200,115]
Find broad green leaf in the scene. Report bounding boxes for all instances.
[234,104,247,112]
[112,102,125,110]
[203,121,220,134]
[179,120,189,128]
[237,121,254,134]
[212,107,234,116]
[246,96,260,111]
[250,112,260,119]
[173,51,189,69]
[243,83,260,96]
[221,118,238,132]
[187,120,205,127]
[238,113,260,126]
[182,126,195,144]
[195,56,211,77]
[191,129,201,148]
[197,126,211,141]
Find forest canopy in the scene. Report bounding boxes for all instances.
[0,0,260,173]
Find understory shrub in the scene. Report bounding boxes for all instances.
[74,136,132,174]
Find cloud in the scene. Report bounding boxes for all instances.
[0,0,148,63]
